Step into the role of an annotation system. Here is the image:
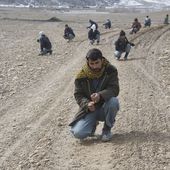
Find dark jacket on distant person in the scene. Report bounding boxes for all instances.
[115,37,133,52]
[132,21,141,30]
[39,35,52,51]
[103,19,111,29]
[64,27,75,37]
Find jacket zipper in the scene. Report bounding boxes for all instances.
[97,73,107,92]
[87,79,91,96]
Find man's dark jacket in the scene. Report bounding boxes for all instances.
[39,35,52,51]
[69,62,119,126]
[64,27,75,37]
[115,37,130,52]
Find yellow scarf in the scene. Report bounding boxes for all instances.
[76,58,109,79]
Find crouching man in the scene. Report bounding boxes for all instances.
[63,24,75,42]
[37,31,52,55]
[87,19,100,45]
[69,48,120,142]
[114,30,135,60]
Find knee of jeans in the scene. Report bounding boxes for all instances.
[114,51,120,57]
[71,128,89,139]
[105,97,120,111]
[126,44,131,52]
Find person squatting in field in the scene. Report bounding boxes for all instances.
[87,19,100,45]
[103,19,111,29]
[130,18,141,34]
[114,30,135,60]
[144,16,151,27]
[37,31,52,55]
[63,24,75,42]
[69,48,120,142]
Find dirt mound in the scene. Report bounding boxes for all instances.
[1,17,62,22]
[47,17,61,22]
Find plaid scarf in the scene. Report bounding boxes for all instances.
[76,58,109,79]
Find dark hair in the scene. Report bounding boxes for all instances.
[120,30,126,36]
[86,48,103,61]
[65,24,68,27]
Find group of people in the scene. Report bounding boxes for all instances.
[130,14,169,34]
[130,16,151,34]
[69,14,169,142]
[36,13,169,142]
[36,19,110,55]
[37,14,169,61]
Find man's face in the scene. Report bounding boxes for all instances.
[120,35,125,40]
[88,58,103,72]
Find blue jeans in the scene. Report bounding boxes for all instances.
[64,34,75,40]
[114,44,131,59]
[40,48,52,55]
[70,97,119,139]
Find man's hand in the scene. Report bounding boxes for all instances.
[91,93,100,103]
[87,101,95,112]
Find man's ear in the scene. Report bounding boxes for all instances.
[86,59,90,65]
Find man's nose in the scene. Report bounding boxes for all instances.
[93,65,98,69]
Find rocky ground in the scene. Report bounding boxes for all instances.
[0,7,170,170]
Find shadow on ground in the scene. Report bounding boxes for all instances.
[115,57,146,62]
[79,131,170,146]
[1,17,62,22]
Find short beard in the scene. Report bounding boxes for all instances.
[91,68,102,72]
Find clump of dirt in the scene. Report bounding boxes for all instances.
[47,17,61,22]
[1,17,62,22]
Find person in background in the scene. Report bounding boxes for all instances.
[114,30,135,60]
[103,19,111,29]
[130,18,141,34]
[37,31,52,55]
[87,19,100,45]
[69,48,119,142]
[63,24,75,42]
[144,16,151,27]
[164,14,169,25]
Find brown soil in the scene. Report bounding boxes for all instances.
[0,7,169,170]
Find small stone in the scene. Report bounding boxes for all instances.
[58,122,63,126]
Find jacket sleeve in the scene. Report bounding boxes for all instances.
[64,28,67,36]
[40,39,44,51]
[98,68,119,101]
[126,37,135,46]
[132,22,135,28]
[74,79,90,112]
[70,28,75,36]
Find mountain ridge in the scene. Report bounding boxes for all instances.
[0,0,170,8]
